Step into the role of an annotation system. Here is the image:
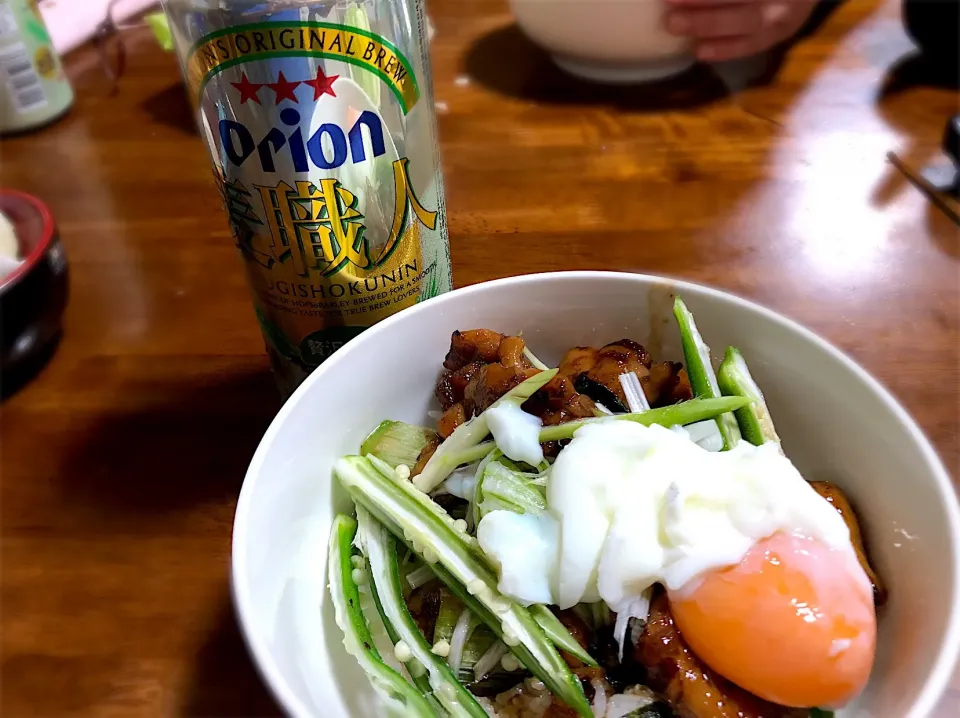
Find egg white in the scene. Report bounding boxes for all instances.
[477,420,854,615]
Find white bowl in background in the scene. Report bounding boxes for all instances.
[509,0,694,83]
[232,272,960,718]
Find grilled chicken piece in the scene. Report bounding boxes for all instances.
[646,363,694,408]
[523,375,597,426]
[809,481,886,606]
[443,329,504,370]
[498,335,529,368]
[521,374,597,457]
[558,346,601,378]
[544,667,613,717]
[411,435,440,477]
[436,359,485,411]
[437,403,466,439]
[632,592,806,718]
[437,332,533,413]
[559,340,651,383]
[558,340,650,408]
[544,700,580,718]
[463,363,540,416]
[585,340,651,402]
[406,581,441,641]
[559,341,695,410]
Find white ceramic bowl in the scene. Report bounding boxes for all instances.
[232,272,960,718]
[509,0,694,83]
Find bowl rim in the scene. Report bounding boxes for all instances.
[231,270,960,718]
[0,189,57,295]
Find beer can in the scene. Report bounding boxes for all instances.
[161,0,452,396]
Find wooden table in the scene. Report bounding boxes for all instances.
[1,0,956,715]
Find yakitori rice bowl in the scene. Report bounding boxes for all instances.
[231,272,960,718]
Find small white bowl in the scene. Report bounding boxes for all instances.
[509,0,694,83]
[232,272,960,718]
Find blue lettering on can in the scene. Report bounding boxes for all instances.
[219,109,386,173]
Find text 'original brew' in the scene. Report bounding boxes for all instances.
[162,0,451,395]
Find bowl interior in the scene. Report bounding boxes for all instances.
[0,193,50,256]
[233,272,960,718]
[0,191,55,290]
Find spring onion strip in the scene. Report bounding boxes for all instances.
[529,605,597,667]
[683,419,725,452]
[523,346,551,371]
[448,608,476,676]
[327,515,436,717]
[590,602,610,629]
[619,372,651,413]
[361,420,438,470]
[433,588,463,643]
[537,396,750,443]
[673,297,742,450]
[717,345,782,447]
[368,454,483,553]
[358,507,487,718]
[351,536,406,668]
[470,450,499,530]
[473,640,509,681]
[422,395,748,499]
[414,370,559,493]
[365,548,440,707]
[353,492,510,667]
[593,403,614,417]
[336,456,592,717]
[443,397,752,463]
[406,564,437,591]
[357,459,597,676]
[476,460,547,519]
[428,553,587,697]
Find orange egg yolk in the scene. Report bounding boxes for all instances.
[668,532,877,709]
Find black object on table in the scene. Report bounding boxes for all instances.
[903,0,960,87]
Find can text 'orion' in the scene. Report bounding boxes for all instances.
[219,107,385,173]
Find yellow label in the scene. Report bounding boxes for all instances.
[215,155,443,364]
[188,15,450,376]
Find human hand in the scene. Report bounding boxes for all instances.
[664,0,820,62]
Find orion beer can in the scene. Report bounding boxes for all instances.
[162,0,452,396]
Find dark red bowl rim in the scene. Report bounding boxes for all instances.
[0,189,57,292]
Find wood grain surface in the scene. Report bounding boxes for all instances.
[1,0,957,715]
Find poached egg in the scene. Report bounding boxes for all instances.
[476,419,876,708]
